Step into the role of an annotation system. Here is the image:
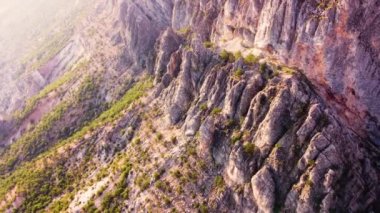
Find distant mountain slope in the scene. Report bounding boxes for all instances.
[0,0,92,117]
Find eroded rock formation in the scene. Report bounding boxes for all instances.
[0,0,379,212]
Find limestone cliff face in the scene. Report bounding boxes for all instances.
[112,0,380,143]
[151,36,379,211]
[208,0,380,143]
[0,0,379,212]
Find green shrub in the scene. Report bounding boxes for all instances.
[171,208,179,213]
[9,165,75,212]
[243,142,255,155]
[231,131,242,144]
[133,137,142,145]
[101,193,114,210]
[307,160,316,167]
[170,136,177,144]
[244,54,259,64]
[49,193,72,213]
[153,168,165,181]
[259,63,267,73]
[83,200,97,213]
[275,143,282,149]
[155,180,171,193]
[198,204,208,213]
[186,171,198,182]
[203,41,214,49]
[219,50,235,62]
[177,27,191,35]
[163,196,171,206]
[199,103,208,111]
[225,119,235,128]
[234,68,244,79]
[214,175,225,189]
[175,185,184,194]
[184,45,193,51]
[211,108,222,116]
[171,169,182,179]
[96,185,107,196]
[281,66,296,75]
[220,50,229,61]
[198,160,207,171]
[155,180,165,191]
[234,51,243,60]
[135,173,150,190]
[305,178,313,187]
[121,188,130,200]
[186,145,197,156]
[156,133,163,141]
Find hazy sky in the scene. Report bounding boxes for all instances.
[0,0,88,62]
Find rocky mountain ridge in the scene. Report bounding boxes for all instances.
[0,0,379,212]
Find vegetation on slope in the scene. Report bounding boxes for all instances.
[57,77,153,145]
[0,73,97,174]
[0,101,70,173]
[13,59,89,121]
[0,78,153,212]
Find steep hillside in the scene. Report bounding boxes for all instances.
[0,0,379,212]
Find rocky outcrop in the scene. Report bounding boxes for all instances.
[149,30,379,211]
[251,166,275,213]
[208,0,380,143]
[0,0,379,212]
[97,0,380,144]
[6,0,379,143]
